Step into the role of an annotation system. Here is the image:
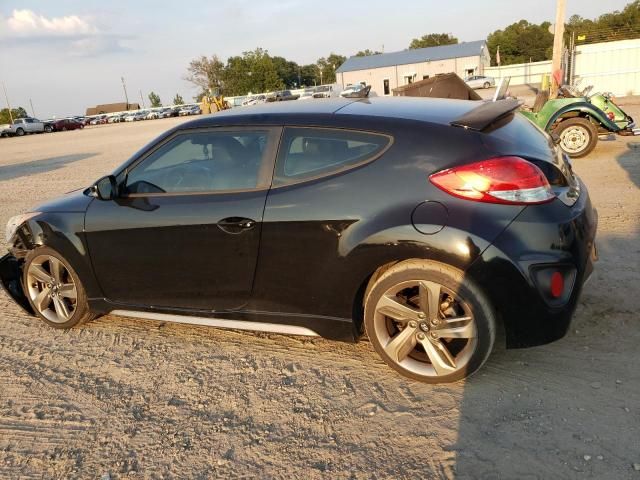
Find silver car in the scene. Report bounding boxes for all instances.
[464,75,495,89]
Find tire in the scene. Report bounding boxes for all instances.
[62,127,67,132]
[483,82,491,89]
[553,117,598,158]
[364,260,496,383]
[44,125,52,133]
[16,128,24,136]
[23,247,96,329]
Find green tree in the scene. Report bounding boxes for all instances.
[0,107,28,124]
[299,64,320,86]
[272,56,300,88]
[355,49,382,57]
[317,53,347,84]
[223,48,283,96]
[486,20,554,65]
[565,1,640,44]
[148,91,162,108]
[409,33,458,49]
[173,93,184,105]
[185,54,225,96]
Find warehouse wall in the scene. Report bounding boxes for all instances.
[338,54,485,96]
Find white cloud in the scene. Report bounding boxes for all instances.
[6,9,98,37]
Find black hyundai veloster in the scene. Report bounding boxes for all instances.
[1,97,597,383]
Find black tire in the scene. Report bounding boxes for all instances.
[44,125,53,133]
[553,117,598,158]
[364,260,496,383]
[23,247,96,329]
[16,128,24,136]
[483,82,491,89]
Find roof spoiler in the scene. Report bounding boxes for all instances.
[450,98,522,131]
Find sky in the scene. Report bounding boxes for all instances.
[0,0,632,118]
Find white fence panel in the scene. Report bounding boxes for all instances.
[574,39,640,96]
[485,61,551,86]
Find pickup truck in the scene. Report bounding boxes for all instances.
[268,90,300,102]
[2,117,53,137]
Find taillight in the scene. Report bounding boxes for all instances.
[429,156,555,205]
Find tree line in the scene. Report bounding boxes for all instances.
[184,1,638,98]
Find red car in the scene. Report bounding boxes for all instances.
[53,119,84,132]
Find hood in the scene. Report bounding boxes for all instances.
[32,188,93,213]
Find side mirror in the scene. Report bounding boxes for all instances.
[94,175,117,200]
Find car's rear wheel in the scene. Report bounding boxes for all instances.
[44,125,53,133]
[483,82,491,88]
[364,260,496,383]
[23,247,95,329]
[554,117,598,158]
[16,128,24,136]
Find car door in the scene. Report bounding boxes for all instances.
[84,126,281,311]
[251,126,393,317]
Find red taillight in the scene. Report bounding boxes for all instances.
[550,272,564,298]
[429,156,555,205]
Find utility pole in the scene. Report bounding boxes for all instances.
[550,0,566,98]
[2,82,13,123]
[139,90,146,108]
[29,98,36,118]
[121,77,129,110]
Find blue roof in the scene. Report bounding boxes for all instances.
[336,40,486,73]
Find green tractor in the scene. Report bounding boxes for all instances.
[519,84,639,158]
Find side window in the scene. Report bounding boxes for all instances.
[126,130,270,194]
[25,118,33,123]
[274,127,391,186]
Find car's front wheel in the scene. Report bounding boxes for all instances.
[364,260,496,383]
[44,125,53,133]
[23,247,95,328]
[483,82,491,88]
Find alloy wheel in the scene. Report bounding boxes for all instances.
[26,255,78,323]
[559,125,589,154]
[373,280,477,377]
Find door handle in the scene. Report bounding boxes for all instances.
[217,217,257,234]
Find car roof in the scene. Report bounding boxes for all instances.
[184,96,479,128]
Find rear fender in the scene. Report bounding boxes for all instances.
[546,102,620,132]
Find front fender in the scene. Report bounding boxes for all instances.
[545,102,620,132]
[10,213,103,299]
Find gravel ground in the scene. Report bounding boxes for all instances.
[0,109,639,479]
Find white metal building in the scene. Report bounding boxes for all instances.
[335,41,490,96]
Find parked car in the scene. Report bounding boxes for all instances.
[298,88,316,101]
[340,83,371,98]
[158,108,173,118]
[1,97,598,384]
[179,105,201,116]
[52,118,84,131]
[464,75,495,89]
[243,95,267,106]
[313,84,341,99]
[146,111,160,120]
[270,90,300,102]
[2,117,53,136]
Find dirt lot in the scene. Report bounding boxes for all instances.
[1,107,639,480]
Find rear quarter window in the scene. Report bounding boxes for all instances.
[274,127,391,186]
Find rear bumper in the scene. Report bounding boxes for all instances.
[467,178,597,348]
[0,254,34,314]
